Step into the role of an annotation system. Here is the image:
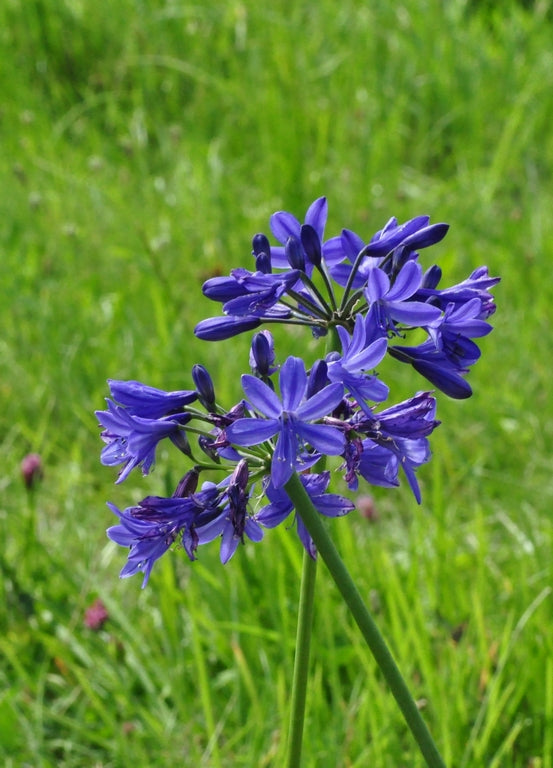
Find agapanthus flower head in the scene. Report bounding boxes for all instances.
[100,195,498,586]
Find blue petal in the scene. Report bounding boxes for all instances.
[271,425,297,488]
[279,357,307,411]
[295,422,345,455]
[220,524,240,564]
[296,382,344,421]
[314,493,355,517]
[385,260,421,301]
[304,197,327,240]
[366,267,390,302]
[270,210,300,244]
[387,300,442,327]
[242,374,282,417]
[346,337,388,372]
[226,417,279,445]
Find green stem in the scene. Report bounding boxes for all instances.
[284,472,447,768]
[285,549,317,768]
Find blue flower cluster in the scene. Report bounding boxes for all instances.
[97,198,499,586]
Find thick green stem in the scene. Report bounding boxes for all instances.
[285,549,317,768]
[284,472,447,768]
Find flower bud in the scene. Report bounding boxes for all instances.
[192,364,216,410]
[306,359,329,398]
[301,224,321,267]
[252,234,272,274]
[285,236,305,271]
[173,467,200,498]
[250,330,276,377]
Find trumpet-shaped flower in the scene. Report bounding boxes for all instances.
[96,400,190,483]
[107,379,197,419]
[226,356,345,488]
[326,316,389,413]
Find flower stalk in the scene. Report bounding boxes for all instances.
[285,471,447,768]
[286,549,317,768]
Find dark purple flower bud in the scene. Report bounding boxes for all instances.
[173,467,200,498]
[230,458,249,491]
[192,364,216,410]
[252,233,271,257]
[21,453,43,490]
[250,330,276,377]
[227,460,250,539]
[84,598,109,630]
[252,234,272,274]
[301,224,322,267]
[421,265,442,290]
[169,428,193,457]
[255,251,271,274]
[194,315,262,341]
[306,359,329,398]
[285,236,305,271]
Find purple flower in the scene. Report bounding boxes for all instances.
[194,314,263,341]
[226,356,345,488]
[269,197,328,276]
[84,598,109,630]
[366,215,449,259]
[343,392,438,501]
[221,268,301,317]
[107,379,197,419]
[427,298,494,353]
[352,391,439,440]
[416,266,499,319]
[96,400,191,483]
[256,471,354,558]
[107,496,199,587]
[324,216,449,288]
[388,341,473,399]
[326,316,389,413]
[364,261,442,335]
[345,440,400,492]
[193,461,264,563]
[21,452,43,490]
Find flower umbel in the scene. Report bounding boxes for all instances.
[98,196,498,583]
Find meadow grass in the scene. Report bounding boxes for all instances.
[1,0,553,765]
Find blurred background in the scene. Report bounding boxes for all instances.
[1,1,553,765]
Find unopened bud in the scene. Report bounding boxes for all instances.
[173,467,200,498]
[301,224,321,267]
[192,364,216,411]
[285,236,305,271]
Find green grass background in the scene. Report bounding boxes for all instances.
[1,0,553,765]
